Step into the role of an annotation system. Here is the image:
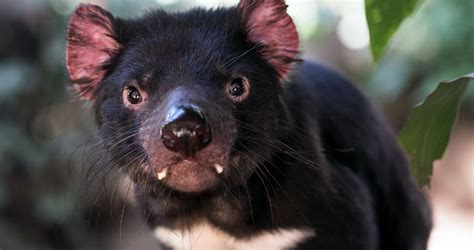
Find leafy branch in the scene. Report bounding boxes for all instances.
[365,0,473,187]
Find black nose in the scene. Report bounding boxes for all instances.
[160,105,212,158]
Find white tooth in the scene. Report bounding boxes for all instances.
[214,164,223,174]
[157,168,168,180]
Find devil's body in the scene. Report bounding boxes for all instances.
[66,2,431,249]
[135,62,431,249]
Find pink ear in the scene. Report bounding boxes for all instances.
[239,0,299,78]
[66,4,120,100]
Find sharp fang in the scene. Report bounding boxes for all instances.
[214,164,223,174]
[157,168,168,180]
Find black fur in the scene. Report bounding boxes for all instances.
[71,4,431,250]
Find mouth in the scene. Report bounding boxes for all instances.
[155,161,223,180]
[142,159,225,193]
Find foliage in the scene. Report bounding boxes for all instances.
[399,75,473,186]
[365,0,420,62]
[365,0,473,187]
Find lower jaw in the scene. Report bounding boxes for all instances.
[158,163,221,193]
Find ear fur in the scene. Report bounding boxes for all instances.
[66,4,120,100]
[239,0,300,78]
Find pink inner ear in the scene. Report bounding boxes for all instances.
[66,4,120,99]
[240,0,299,78]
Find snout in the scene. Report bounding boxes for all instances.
[160,105,212,158]
[139,88,233,193]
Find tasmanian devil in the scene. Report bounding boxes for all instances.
[65,1,432,249]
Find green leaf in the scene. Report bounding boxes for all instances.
[365,0,420,62]
[399,74,473,187]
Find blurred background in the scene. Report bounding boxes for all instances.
[0,0,472,249]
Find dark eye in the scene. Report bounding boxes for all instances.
[227,76,249,101]
[127,86,142,104]
[123,83,147,110]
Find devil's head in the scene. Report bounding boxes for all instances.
[66,0,299,194]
